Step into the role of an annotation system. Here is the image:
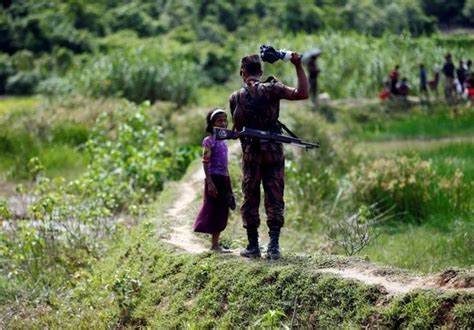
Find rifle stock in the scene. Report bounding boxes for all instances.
[213,127,320,150]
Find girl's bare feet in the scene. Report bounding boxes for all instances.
[210,245,232,253]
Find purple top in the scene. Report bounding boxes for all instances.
[202,135,229,176]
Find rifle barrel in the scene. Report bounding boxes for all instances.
[213,127,320,149]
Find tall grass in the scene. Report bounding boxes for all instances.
[35,31,474,104]
[415,142,474,181]
[39,44,201,106]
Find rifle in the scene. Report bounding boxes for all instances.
[213,127,320,150]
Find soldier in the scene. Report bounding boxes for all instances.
[229,53,308,259]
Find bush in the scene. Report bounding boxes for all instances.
[349,155,440,220]
[283,110,352,229]
[5,71,39,95]
[51,123,89,146]
[85,100,197,204]
[36,76,74,96]
[201,48,236,85]
[73,47,200,105]
[0,100,198,292]
[53,47,74,73]
[0,53,14,94]
[106,4,157,37]
[11,50,35,71]
[438,169,473,215]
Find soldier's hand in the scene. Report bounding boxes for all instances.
[290,52,302,66]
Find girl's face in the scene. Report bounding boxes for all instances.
[213,113,228,128]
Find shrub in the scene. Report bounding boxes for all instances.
[349,156,437,219]
[201,48,236,85]
[84,100,198,205]
[5,71,39,95]
[73,47,200,105]
[106,4,157,37]
[11,50,35,71]
[51,122,89,146]
[438,169,473,214]
[36,76,74,96]
[53,47,74,73]
[0,100,198,288]
[0,53,14,94]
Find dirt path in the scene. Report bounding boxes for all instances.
[161,162,208,253]
[319,267,474,295]
[161,142,473,296]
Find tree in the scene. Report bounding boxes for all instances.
[420,0,466,25]
[463,0,474,24]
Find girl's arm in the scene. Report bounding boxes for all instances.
[202,143,218,198]
[203,162,218,198]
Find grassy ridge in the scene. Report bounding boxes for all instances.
[15,220,472,328]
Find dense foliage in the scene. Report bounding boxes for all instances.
[1,0,473,101]
[0,100,198,307]
[1,1,473,327]
[2,0,472,56]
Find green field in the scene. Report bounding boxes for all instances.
[1,0,473,327]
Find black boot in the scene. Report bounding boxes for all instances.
[240,228,261,258]
[266,229,281,260]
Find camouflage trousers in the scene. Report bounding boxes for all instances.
[241,142,285,230]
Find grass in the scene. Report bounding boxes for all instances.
[414,142,474,180]
[359,142,473,273]
[0,130,89,180]
[345,108,474,273]
[7,219,471,328]
[361,218,473,273]
[349,104,474,141]
[0,96,125,181]
[0,96,38,116]
[275,101,474,273]
[1,96,473,327]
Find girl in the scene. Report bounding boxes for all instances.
[193,108,235,252]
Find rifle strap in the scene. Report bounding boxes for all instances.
[277,120,299,139]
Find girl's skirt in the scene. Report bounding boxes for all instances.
[193,174,232,234]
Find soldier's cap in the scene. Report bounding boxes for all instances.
[240,54,261,68]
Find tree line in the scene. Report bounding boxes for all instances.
[1,0,473,56]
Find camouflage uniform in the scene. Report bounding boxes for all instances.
[229,55,290,232]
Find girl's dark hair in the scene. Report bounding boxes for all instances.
[205,108,226,134]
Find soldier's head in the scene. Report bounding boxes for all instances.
[240,54,262,81]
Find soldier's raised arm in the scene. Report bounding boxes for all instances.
[291,52,309,100]
[280,52,308,100]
